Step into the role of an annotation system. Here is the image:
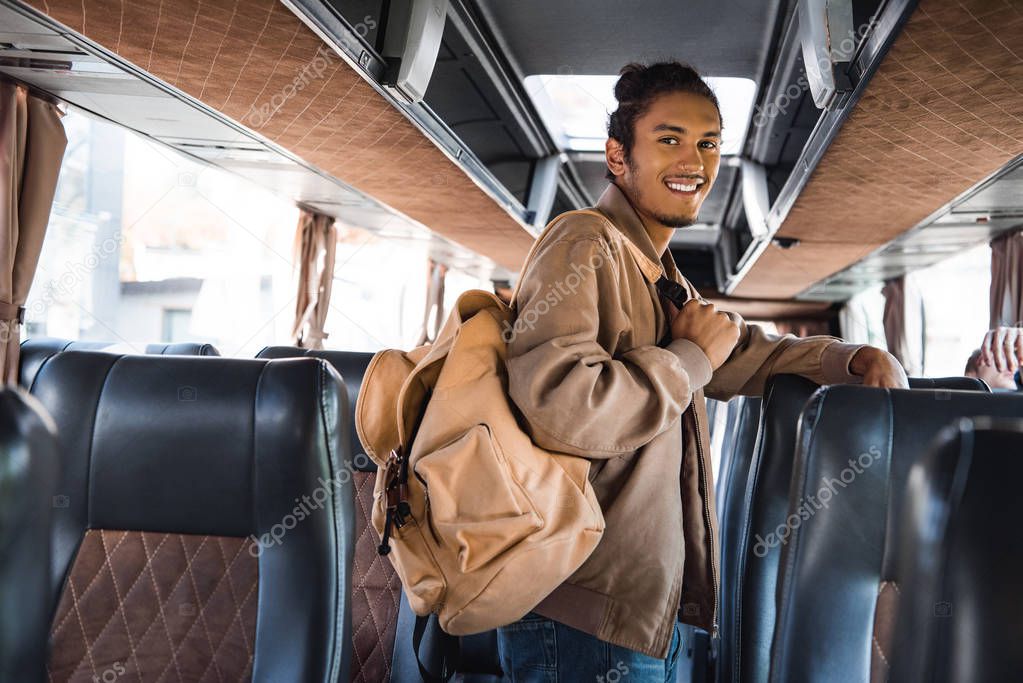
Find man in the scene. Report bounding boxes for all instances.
[965,326,1023,389]
[501,62,907,680]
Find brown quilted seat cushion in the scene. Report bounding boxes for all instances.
[870,580,899,683]
[351,471,402,682]
[48,529,257,683]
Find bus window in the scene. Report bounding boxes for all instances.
[916,242,992,377]
[24,108,487,355]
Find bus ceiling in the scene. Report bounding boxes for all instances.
[0,0,1021,303]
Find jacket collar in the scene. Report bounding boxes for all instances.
[594,183,681,284]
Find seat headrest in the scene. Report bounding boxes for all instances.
[906,376,987,391]
[19,338,111,388]
[256,346,377,472]
[143,342,221,356]
[31,351,349,537]
[19,338,222,388]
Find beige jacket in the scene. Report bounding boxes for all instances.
[505,183,863,658]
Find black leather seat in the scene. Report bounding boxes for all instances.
[257,347,404,681]
[889,417,1023,682]
[715,397,762,507]
[706,397,724,439]
[143,342,221,356]
[19,337,220,388]
[256,346,375,474]
[728,375,986,683]
[714,395,761,683]
[769,387,1023,683]
[0,389,58,683]
[254,346,502,681]
[31,351,352,682]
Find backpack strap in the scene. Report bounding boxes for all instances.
[656,275,690,307]
[411,615,460,683]
[509,208,644,306]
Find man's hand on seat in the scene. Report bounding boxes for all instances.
[670,299,740,370]
[849,347,909,389]
[979,326,1023,373]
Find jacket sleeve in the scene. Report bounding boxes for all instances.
[704,311,865,402]
[506,235,713,458]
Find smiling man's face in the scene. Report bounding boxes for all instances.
[607,90,722,229]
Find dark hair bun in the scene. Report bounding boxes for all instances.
[613,63,646,103]
[614,62,705,105]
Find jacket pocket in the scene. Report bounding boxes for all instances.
[415,424,543,573]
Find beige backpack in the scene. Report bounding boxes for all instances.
[355,216,607,637]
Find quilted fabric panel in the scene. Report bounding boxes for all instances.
[734,0,1023,297]
[48,530,257,683]
[870,580,900,683]
[350,471,402,683]
[25,0,534,271]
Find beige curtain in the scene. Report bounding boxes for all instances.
[416,259,447,345]
[291,209,337,349]
[881,275,925,376]
[990,229,1023,328]
[0,81,67,383]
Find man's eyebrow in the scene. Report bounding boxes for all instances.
[651,123,721,137]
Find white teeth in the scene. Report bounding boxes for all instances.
[667,181,699,192]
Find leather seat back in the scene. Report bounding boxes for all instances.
[729,376,816,683]
[890,417,1023,682]
[31,351,352,682]
[254,345,504,681]
[19,337,221,388]
[715,395,761,683]
[256,347,376,473]
[143,342,221,356]
[0,389,58,683]
[255,346,405,682]
[730,375,987,683]
[769,387,1023,683]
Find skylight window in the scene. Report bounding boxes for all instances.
[524,74,757,156]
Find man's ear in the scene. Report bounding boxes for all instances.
[605,137,627,178]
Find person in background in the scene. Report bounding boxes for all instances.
[966,325,1023,389]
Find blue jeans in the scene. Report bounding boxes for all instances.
[496,611,683,682]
